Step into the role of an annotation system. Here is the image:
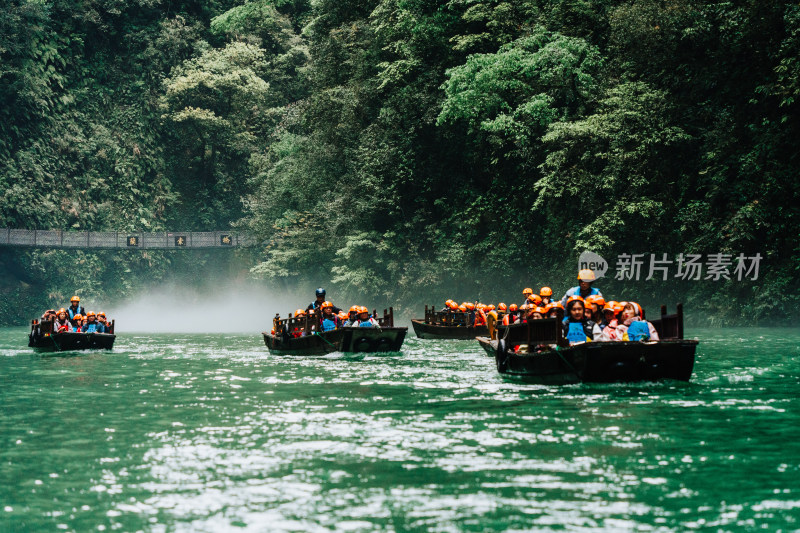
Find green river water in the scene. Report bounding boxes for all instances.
[1,327,799,532]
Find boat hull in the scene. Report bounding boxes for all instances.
[411,319,488,340]
[475,336,497,357]
[495,340,698,384]
[29,332,116,352]
[263,327,408,356]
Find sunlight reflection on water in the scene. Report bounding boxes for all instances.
[1,328,800,531]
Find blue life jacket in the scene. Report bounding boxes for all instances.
[626,320,650,341]
[359,320,375,328]
[83,322,101,333]
[68,306,83,320]
[566,322,588,343]
[573,286,600,298]
[322,318,337,331]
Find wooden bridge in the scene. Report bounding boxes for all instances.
[0,228,254,249]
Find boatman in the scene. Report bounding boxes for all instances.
[560,269,604,307]
[306,287,342,314]
[66,296,85,321]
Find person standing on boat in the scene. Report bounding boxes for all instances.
[306,287,342,314]
[66,296,85,321]
[562,297,602,344]
[560,270,604,307]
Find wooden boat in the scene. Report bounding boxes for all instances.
[29,319,116,351]
[475,336,497,357]
[411,305,499,339]
[494,304,698,384]
[263,307,407,356]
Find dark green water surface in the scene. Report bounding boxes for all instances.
[2,328,799,531]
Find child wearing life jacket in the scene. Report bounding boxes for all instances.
[615,302,659,341]
[353,307,379,328]
[72,314,84,331]
[600,301,622,339]
[81,311,103,333]
[53,308,72,333]
[562,297,602,345]
[320,302,339,331]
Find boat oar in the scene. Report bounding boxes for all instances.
[313,332,338,349]
[553,347,581,379]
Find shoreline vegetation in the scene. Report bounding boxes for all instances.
[2,1,798,326]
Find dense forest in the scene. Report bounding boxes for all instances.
[1,0,798,325]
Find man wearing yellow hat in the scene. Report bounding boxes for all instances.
[560,269,604,307]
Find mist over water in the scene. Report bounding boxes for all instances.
[107,283,306,333]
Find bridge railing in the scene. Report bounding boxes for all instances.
[0,229,255,249]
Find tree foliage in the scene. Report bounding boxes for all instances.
[1,0,799,324]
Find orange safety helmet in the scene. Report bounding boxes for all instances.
[294,308,306,316]
[497,303,507,311]
[540,286,553,297]
[70,296,80,303]
[86,311,96,317]
[465,302,475,311]
[321,301,333,309]
[552,301,564,310]
[628,301,644,318]
[98,312,106,318]
[359,306,370,314]
[73,314,83,321]
[485,304,495,311]
[566,296,585,312]
[476,303,486,310]
[508,304,518,312]
[577,269,596,282]
[522,288,533,296]
[533,306,546,315]
[520,303,529,311]
[57,308,67,315]
[586,295,605,308]
[448,300,459,309]
[527,294,542,305]
[338,311,349,320]
[458,304,467,312]
[349,305,359,313]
